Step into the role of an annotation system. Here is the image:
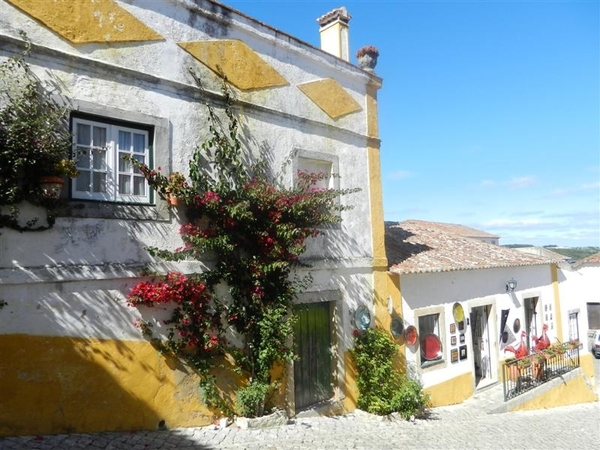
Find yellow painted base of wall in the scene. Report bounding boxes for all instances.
[511,371,598,411]
[342,350,358,412]
[0,334,240,437]
[578,352,597,382]
[425,371,475,407]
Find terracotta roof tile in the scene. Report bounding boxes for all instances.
[401,219,500,239]
[574,251,600,267]
[512,246,570,260]
[385,220,557,274]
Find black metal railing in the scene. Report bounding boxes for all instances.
[502,345,580,401]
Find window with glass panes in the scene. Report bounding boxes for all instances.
[297,157,333,190]
[418,312,444,367]
[72,117,151,203]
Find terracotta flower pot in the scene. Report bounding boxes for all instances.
[357,53,378,72]
[167,194,179,206]
[39,176,64,199]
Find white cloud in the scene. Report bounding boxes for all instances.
[480,210,600,246]
[546,180,600,198]
[484,217,554,229]
[389,170,412,179]
[505,176,537,189]
[581,181,600,191]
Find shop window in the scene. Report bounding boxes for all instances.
[418,312,444,368]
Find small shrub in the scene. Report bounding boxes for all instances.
[236,380,271,418]
[351,327,429,418]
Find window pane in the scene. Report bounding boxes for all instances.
[76,124,90,145]
[119,174,131,194]
[75,171,90,191]
[76,147,90,169]
[93,172,106,193]
[133,154,146,175]
[93,126,107,148]
[133,133,146,152]
[133,176,146,196]
[118,131,131,151]
[419,313,442,366]
[119,152,131,172]
[92,148,107,170]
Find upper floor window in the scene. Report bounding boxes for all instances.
[297,157,333,190]
[72,116,152,203]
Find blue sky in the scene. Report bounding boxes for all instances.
[224,0,599,247]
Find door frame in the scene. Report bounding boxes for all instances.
[286,290,342,415]
[468,299,498,390]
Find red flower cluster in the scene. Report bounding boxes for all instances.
[127,272,208,307]
[127,272,222,353]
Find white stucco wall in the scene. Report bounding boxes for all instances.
[0,0,377,360]
[400,265,557,389]
[557,263,600,343]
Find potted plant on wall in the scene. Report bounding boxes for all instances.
[0,34,77,217]
[356,45,379,72]
[165,171,187,206]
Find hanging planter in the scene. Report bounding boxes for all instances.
[167,194,180,206]
[356,45,379,72]
[38,176,65,199]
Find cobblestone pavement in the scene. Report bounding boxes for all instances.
[1,400,599,450]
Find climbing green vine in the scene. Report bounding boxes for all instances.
[127,75,359,417]
[0,32,78,230]
[351,328,430,418]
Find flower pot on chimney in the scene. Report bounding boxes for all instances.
[356,45,379,72]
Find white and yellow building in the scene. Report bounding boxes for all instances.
[0,0,386,436]
[385,220,597,409]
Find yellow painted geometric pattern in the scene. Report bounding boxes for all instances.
[298,78,362,119]
[6,0,163,44]
[178,40,288,91]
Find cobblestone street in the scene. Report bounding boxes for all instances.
[1,401,598,450]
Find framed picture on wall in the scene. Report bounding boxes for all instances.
[451,335,457,346]
[451,349,459,363]
[450,323,456,334]
[459,334,465,344]
[459,345,467,360]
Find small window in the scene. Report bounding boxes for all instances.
[297,157,333,190]
[568,311,579,342]
[72,116,152,203]
[418,313,444,368]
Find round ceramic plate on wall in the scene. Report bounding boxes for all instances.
[421,333,442,360]
[352,305,371,332]
[452,302,465,323]
[513,318,521,333]
[390,316,405,338]
[404,325,418,346]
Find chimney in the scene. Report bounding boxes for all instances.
[316,7,351,61]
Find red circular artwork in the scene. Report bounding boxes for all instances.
[420,333,442,360]
[405,325,418,346]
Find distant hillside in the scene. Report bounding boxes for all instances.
[502,245,599,262]
[548,247,599,261]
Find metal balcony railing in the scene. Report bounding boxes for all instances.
[502,345,580,401]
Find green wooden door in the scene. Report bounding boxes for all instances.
[293,302,333,411]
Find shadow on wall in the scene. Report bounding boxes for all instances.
[0,209,219,436]
[0,334,159,436]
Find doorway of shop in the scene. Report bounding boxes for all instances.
[470,304,497,389]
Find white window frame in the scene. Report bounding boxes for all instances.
[297,157,334,190]
[72,117,151,204]
[415,306,446,371]
[568,309,580,342]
